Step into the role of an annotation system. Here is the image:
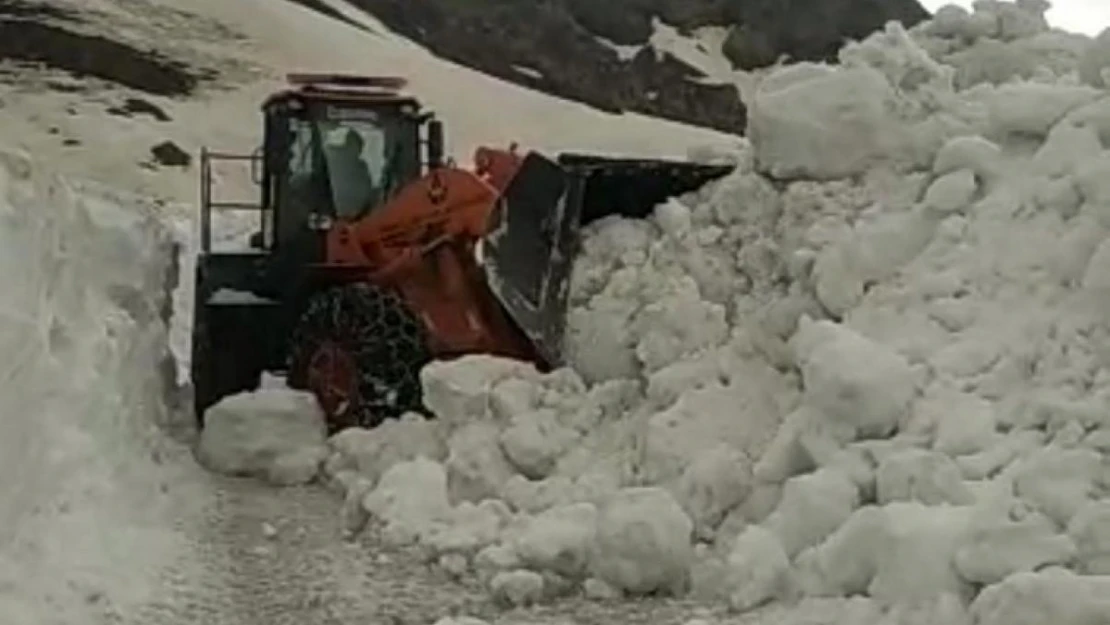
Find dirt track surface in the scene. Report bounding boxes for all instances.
[125,472,751,625]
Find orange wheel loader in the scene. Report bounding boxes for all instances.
[191,74,731,432]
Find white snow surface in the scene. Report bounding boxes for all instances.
[8,0,1110,623]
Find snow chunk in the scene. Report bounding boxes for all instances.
[955,499,1076,585]
[791,318,917,440]
[933,135,1002,179]
[425,499,510,557]
[499,409,578,480]
[914,385,998,457]
[489,569,544,607]
[812,209,941,315]
[196,388,327,486]
[875,448,975,506]
[1067,500,1110,575]
[672,444,753,540]
[507,502,597,579]
[722,525,791,612]
[798,503,973,603]
[421,355,538,425]
[765,466,860,558]
[322,413,445,487]
[970,569,1110,625]
[362,457,452,545]
[1033,123,1103,179]
[1010,447,1102,527]
[750,65,899,180]
[473,543,522,586]
[925,5,984,40]
[923,169,978,215]
[985,83,1099,139]
[641,380,775,485]
[445,422,518,504]
[588,487,694,595]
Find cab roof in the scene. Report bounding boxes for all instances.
[263,73,421,110]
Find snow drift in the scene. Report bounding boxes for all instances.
[207,1,1110,622]
[0,149,185,623]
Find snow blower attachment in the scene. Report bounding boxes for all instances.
[192,73,732,431]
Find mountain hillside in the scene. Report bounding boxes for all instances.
[289,0,931,133]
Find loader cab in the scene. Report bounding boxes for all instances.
[256,75,441,253]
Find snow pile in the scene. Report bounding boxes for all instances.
[0,149,185,622]
[221,1,1110,620]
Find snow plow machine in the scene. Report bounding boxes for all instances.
[191,73,731,431]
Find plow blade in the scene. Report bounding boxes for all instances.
[481,151,733,366]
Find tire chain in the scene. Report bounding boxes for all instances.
[288,283,430,430]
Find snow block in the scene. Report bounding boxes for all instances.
[722,525,791,612]
[791,318,917,440]
[420,355,538,425]
[425,499,510,557]
[361,457,452,546]
[445,422,518,504]
[499,408,578,480]
[489,569,544,607]
[322,413,446,487]
[765,466,860,558]
[1010,447,1102,527]
[672,444,754,541]
[955,505,1076,585]
[875,448,975,506]
[642,380,782,486]
[1067,500,1110,575]
[196,388,327,486]
[507,502,597,579]
[797,502,974,603]
[588,487,694,595]
[970,569,1110,625]
[750,65,899,180]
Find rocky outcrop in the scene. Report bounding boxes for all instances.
[320,0,930,134]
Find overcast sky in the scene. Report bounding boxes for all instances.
[918,0,1108,36]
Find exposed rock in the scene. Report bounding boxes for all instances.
[107,97,171,122]
[0,1,209,95]
[150,140,191,167]
[288,0,928,134]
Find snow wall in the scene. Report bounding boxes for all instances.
[0,149,185,623]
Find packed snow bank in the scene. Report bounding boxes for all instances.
[0,149,186,623]
[214,1,1110,620]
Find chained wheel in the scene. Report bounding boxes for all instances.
[287,283,430,432]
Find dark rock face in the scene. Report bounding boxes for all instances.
[313,0,929,135]
[151,141,191,167]
[0,0,209,96]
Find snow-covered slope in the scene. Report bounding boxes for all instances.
[0,0,735,212]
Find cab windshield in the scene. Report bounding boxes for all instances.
[285,109,412,220]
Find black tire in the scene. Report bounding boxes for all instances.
[191,302,267,429]
[287,283,430,432]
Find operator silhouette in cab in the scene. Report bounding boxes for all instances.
[328,129,380,219]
